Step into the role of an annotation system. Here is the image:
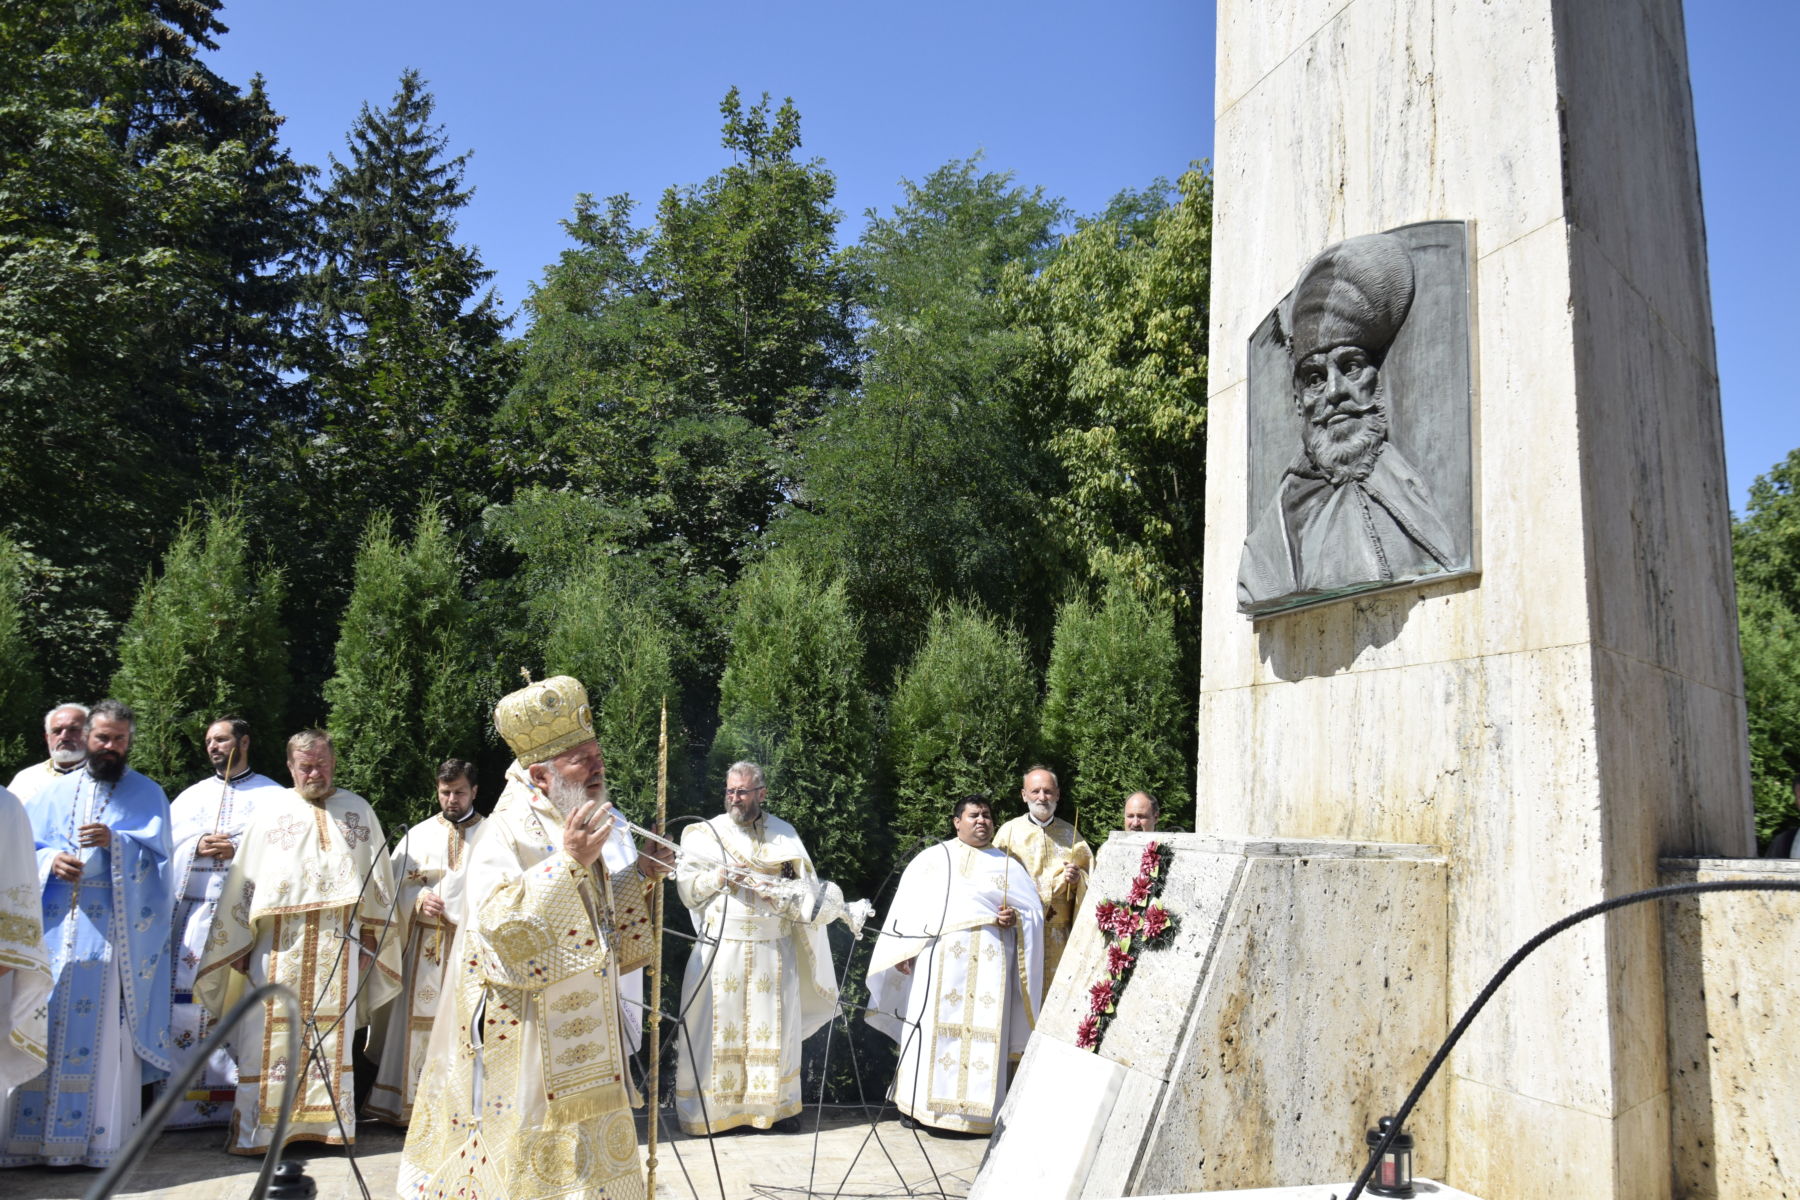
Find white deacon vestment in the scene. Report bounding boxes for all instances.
[162,767,280,1127]
[0,786,51,1091]
[673,812,837,1133]
[865,839,1042,1134]
[363,809,484,1124]
[4,759,78,805]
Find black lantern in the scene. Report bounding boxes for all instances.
[1365,1115,1414,1198]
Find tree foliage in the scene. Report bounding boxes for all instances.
[108,503,289,788]
[324,503,476,831]
[1038,577,1190,841]
[497,92,855,704]
[1734,448,1800,842]
[710,555,877,891]
[886,604,1039,850]
[541,557,681,826]
[0,537,44,771]
[1009,167,1212,627]
[780,158,1069,682]
[0,0,310,693]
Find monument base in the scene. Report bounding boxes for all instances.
[971,833,1447,1198]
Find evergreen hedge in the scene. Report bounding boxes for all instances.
[1038,576,1188,841]
[325,503,475,833]
[542,556,681,827]
[710,555,878,893]
[886,603,1038,850]
[109,505,289,788]
[0,536,44,771]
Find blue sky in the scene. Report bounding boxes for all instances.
[211,1,1794,514]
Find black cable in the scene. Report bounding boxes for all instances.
[84,983,304,1200]
[1343,878,1800,1200]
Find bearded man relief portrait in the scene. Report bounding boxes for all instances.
[1237,222,1477,617]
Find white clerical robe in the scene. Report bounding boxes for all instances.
[162,767,280,1127]
[364,810,484,1124]
[4,759,78,805]
[396,772,658,1200]
[0,787,51,1091]
[195,787,402,1155]
[673,812,837,1134]
[865,839,1043,1134]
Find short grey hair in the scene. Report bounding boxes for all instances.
[44,703,89,733]
[88,698,135,733]
[725,761,765,789]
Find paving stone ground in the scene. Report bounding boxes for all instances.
[0,1109,988,1200]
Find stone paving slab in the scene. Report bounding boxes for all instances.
[0,1111,987,1200]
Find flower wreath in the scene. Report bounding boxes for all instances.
[1077,840,1179,1052]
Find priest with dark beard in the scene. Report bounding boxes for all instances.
[1238,232,1459,613]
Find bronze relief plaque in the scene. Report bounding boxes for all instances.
[1238,221,1476,617]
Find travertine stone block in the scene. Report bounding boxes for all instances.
[970,835,1447,1200]
[1661,858,1800,1200]
[1190,0,1749,1195]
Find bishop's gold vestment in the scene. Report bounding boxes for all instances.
[396,774,656,1200]
[990,814,1091,987]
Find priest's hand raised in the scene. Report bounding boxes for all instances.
[563,800,614,868]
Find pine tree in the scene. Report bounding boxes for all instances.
[710,555,877,892]
[541,557,682,827]
[280,69,511,718]
[1038,577,1190,841]
[108,504,289,788]
[324,502,476,831]
[0,536,45,770]
[886,604,1039,850]
[0,0,312,695]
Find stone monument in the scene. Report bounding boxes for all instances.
[974,1,1765,1197]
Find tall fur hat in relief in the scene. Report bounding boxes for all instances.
[1282,232,1415,363]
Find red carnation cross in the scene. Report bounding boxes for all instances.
[1079,840,1180,1053]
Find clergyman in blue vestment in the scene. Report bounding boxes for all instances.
[0,699,173,1168]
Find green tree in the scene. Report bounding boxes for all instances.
[280,70,511,719]
[780,158,1071,682]
[1734,448,1800,842]
[709,555,877,891]
[540,557,682,826]
[1010,166,1213,640]
[324,503,476,831]
[495,91,855,707]
[0,536,44,769]
[108,504,289,787]
[886,604,1039,850]
[0,0,312,693]
[1739,583,1800,842]
[1038,576,1189,841]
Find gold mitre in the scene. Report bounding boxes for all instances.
[495,675,595,765]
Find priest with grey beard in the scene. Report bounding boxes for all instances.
[1238,232,1459,612]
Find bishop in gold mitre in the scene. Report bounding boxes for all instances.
[397,675,670,1200]
[991,765,1093,987]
